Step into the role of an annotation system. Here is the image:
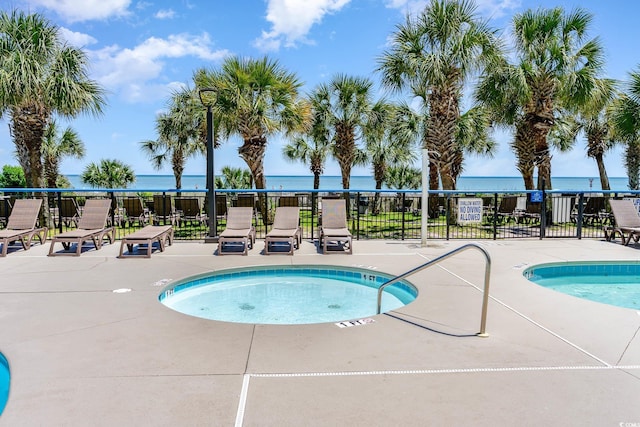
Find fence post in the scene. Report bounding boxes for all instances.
[445,194,450,240]
[401,192,406,240]
[576,193,584,239]
[492,193,498,240]
[540,184,546,239]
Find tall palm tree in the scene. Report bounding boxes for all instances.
[81,159,136,189]
[42,120,85,189]
[365,102,417,214]
[611,69,640,189]
[140,86,203,189]
[476,7,604,190]
[0,10,105,189]
[282,136,330,191]
[193,56,308,191]
[310,74,382,213]
[550,79,618,191]
[377,0,503,190]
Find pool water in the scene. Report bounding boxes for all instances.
[160,266,417,325]
[0,352,9,415]
[524,262,640,310]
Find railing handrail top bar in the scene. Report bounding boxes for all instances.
[3,188,639,195]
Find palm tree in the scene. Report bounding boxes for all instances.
[283,136,330,191]
[309,74,382,213]
[364,102,417,214]
[0,10,105,189]
[194,57,308,191]
[42,120,85,189]
[611,69,640,189]
[215,166,253,189]
[476,7,604,190]
[81,159,136,189]
[140,86,203,190]
[377,0,503,191]
[385,165,422,190]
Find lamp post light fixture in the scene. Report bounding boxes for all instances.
[198,88,218,242]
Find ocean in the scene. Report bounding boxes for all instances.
[64,175,632,192]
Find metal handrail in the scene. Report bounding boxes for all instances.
[376,243,492,337]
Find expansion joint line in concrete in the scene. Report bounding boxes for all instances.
[250,365,640,378]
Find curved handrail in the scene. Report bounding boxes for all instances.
[376,243,492,337]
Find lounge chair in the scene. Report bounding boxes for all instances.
[605,199,640,245]
[48,199,115,256]
[319,199,352,254]
[123,197,150,227]
[152,195,179,225]
[118,225,174,258]
[175,197,204,226]
[496,196,518,224]
[0,199,48,257]
[217,207,256,255]
[55,197,81,228]
[264,206,301,255]
[0,197,13,228]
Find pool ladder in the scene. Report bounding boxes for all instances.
[376,243,492,337]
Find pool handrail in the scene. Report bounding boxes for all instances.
[376,243,492,337]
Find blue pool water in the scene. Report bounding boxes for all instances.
[159,266,417,325]
[0,352,9,415]
[524,262,640,310]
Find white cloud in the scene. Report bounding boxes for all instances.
[89,33,229,103]
[155,9,176,19]
[59,27,97,47]
[26,0,131,22]
[254,0,352,52]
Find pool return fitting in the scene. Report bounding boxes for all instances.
[376,243,492,337]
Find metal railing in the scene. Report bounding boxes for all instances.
[376,243,492,337]
[0,188,637,242]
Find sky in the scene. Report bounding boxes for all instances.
[1,0,639,180]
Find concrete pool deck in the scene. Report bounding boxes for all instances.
[1,238,639,425]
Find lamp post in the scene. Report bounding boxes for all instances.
[199,88,218,242]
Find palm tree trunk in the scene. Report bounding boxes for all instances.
[239,137,267,223]
[595,153,610,191]
[428,161,439,219]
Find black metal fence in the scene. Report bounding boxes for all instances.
[0,188,636,241]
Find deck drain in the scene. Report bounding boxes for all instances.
[328,304,341,309]
[239,303,255,311]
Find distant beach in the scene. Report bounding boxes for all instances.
[65,175,630,192]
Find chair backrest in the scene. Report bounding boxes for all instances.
[6,199,41,230]
[322,199,347,228]
[272,206,299,229]
[584,196,605,214]
[225,207,253,230]
[177,198,201,217]
[59,198,79,217]
[0,198,12,219]
[609,199,640,228]
[278,196,299,207]
[236,194,255,208]
[153,195,174,217]
[498,196,517,213]
[77,199,111,229]
[123,197,144,217]
[525,201,541,214]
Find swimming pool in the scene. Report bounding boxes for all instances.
[0,352,9,415]
[524,261,640,310]
[159,265,418,325]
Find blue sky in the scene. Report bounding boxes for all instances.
[1,0,639,180]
